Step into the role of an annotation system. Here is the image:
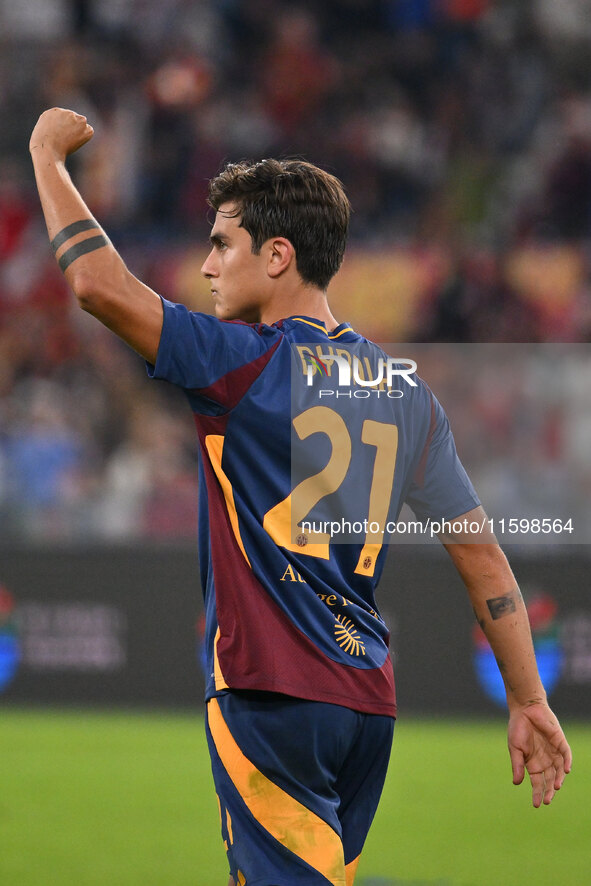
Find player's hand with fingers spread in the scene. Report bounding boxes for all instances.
[29,107,94,161]
[508,701,572,808]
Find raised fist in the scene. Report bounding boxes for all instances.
[30,108,94,160]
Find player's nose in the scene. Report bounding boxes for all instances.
[201,249,217,278]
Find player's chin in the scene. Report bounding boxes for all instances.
[214,302,241,322]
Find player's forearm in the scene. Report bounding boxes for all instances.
[30,145,125,307]
[445,542,546,710]
[30,113,163,363]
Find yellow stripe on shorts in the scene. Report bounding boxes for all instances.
[207,697,346,886]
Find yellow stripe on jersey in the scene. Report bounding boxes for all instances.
[207,697,346,886]
[291,317,329,334]
[328,326,355,339]
[205,435,251,567]
[291,317,354,339]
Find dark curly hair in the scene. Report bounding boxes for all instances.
[207,158,350,291]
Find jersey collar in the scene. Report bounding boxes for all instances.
[287,316,356,340]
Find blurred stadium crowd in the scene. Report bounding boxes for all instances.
[1,0,591,542]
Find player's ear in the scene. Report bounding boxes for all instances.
[267,237,295,278]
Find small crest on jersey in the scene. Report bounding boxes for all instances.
[295,533,308,547]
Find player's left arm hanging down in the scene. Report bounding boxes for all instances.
[30,107,164,364]
[439,505,572,807]
[440,508,543,707]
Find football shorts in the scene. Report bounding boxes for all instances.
[205,689,394,886]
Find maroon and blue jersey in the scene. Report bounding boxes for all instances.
[148,298,479,717]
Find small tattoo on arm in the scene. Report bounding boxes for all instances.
[51,219,100,253]
[57,234,108,272]
[486,594,517,620]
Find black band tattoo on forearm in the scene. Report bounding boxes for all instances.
[486,594,517,620]
[57,235,108,272]
[51,219,100,253]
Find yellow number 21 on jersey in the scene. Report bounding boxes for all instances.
[262,406,398,578]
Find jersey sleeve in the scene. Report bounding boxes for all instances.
[405,388,480,521]
[146,297,279,409]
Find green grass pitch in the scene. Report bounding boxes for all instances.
[0,708,588,886]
